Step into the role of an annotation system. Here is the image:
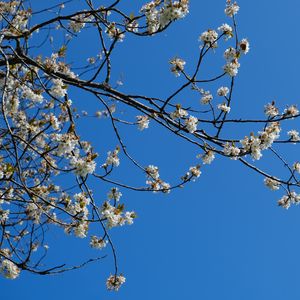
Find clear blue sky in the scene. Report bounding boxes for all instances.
[2,0,300,299]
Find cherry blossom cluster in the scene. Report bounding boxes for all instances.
[141,0,189,34]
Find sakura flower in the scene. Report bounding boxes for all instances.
[264,102,279,117]
[218,23,233,36]
[169,57,186,77]
[106,23,125,41]
[224,47,237,60]
[223,60,240,77]
[201,151,215,165]
[106,274,126,291]
[170,104,188,119]
[199,29,218,47]
[74,221,89,238]
[200,93,213,104]
[189,165,201,178]
[284,105,299,117]
[293,162,300,173]
[264,177,280,191]
[185,116,198,133]
[288,130,300,142]
[225,1,240,17]
[223,142,240,159]
[90,236,107,249]
[145,165,159,179]
[108,187,122,201]
[278,195,290,209]
[70,156,96,177]
[105,149,120,167]
[239,38,250,54]
[217,86,229,97]
[0,259,20,279]
[50,78,67,98]
[136,115,150,130]
[217,103,231,113]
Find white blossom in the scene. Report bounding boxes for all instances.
[200,93,213,104]
[189,165,201,178]
[105,149,120,167]
[0,209,10,222]
[22,85,43,103]
[108,188,122,201]
[106,274,126,291]
[74,221,88,238]
[278,195,290,209]
[69,14,93,32]
[284,105,299,117]
[141,0,189,33]
[224,47,237,60]
[126,20,139,33]
[217,86,229,97]
[201,151,215,165]
[217,103,231,113]
[145,165,159,179]
[185,116,198,133]
[259,122,281,149]
[0,259,20,279]
[223,142,240,159]
[288,130,300,142]
[50,78,67,98]
[264,102,279,117]
[124,211,135,225]
[70,156,96,177]
[48,114,60,131]
[293,162,300,173]
[169,57,186,76]
[277,192,300,209]
[159,0,189,28]
[199,29,218,47]
[74,192,90,208]
[223,60,240,77]
[170,105,188,119]
[239,38,250,54]
[106,23,125,41]
[0,1,18,16]
[160,181,171,193]
[264,177,280,191]
[218,23,233,36]
[90,236,107,249]
[140,3,160,34]
[240,123,280,161]
[101,202,136,228]
[26,202,42,224]
[225,1,240,17]
[54,134,78,156]
[136,115,150,130]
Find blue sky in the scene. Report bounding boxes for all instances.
[2,0,300,299]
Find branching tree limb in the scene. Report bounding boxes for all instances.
[0,0,299,292]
